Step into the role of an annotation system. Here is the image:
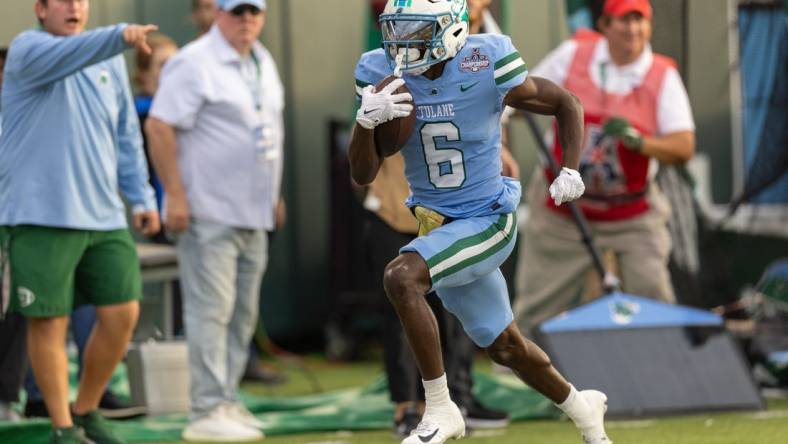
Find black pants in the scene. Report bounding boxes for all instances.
[367,213,475,406]
[0,312,27,403]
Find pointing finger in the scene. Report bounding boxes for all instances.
[139,40,152,55]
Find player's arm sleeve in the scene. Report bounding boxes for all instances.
[149,56,206,130]
[355,78,371,101]
[6,25,128,89]
[531,40,577,86]
[354,54,379,101]
[114,57,157,211]
[493,36,529,96]
[657,68,695,135]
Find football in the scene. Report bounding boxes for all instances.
[373,76,417,157]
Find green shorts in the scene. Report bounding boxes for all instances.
[1,225,142,317]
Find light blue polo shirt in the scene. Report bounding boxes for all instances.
[0,25,156,230]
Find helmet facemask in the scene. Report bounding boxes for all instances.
[381,17,437,76]
[380,0,469,77]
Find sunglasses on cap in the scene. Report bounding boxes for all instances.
[230,4,262,16]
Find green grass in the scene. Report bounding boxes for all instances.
[160,355,788,444]
[254,401,788,443]
[255,409,788,444]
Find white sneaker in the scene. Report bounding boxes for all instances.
[0,402,21,422]
[182,406,263,442]
[402,401,465,444]
[223,402,265,429]
[576,390,612,444]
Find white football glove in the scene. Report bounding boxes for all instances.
[355,78,414,130]
[549,167,585,206]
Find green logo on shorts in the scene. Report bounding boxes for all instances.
[18,287,35,308]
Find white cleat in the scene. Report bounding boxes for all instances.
[402,401,465,444]
[577,390,612,444]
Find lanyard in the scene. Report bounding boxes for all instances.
[242,51,263,112]
[244,51,277,162]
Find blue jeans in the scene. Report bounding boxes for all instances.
[25,305,97,401]
[176,218,267,417]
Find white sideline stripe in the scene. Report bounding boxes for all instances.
[607,420,657,429]
[430,214,513,277]
[355,85,364,96]
[494,58,525,79]
[746,410,788,420]
[470,430,506,437]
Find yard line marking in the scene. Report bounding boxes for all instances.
[745,410,788,420]
[469,429,507,438]
[607,420,657,429]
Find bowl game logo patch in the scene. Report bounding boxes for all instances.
[459,48,490,73]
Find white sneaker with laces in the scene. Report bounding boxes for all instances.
[182,406,263,442]
[576,390,612,444]
[224,402,265,429]
[402,401,465,444]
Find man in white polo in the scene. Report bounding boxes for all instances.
[145,0,284,441]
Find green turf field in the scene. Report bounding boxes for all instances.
[7,355,783,444]
[255,408,788,444]
[227,357,788,444]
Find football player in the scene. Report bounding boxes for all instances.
[348,1,611,443]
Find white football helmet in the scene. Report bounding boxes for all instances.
[380,0,469,76]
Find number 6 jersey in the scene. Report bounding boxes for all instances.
[355,34,527,219]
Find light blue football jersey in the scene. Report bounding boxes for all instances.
[354,34,528,218]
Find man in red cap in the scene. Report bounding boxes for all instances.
[515,0,696,335]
